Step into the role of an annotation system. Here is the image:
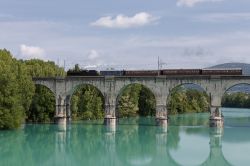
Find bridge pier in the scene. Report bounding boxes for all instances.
[155,104,168,127]
[209,92,224,128]
[210,106,224,127]
[54,95,67,124]
[104,104,117,126]
[54,115,67,124]
[104,116,117,126]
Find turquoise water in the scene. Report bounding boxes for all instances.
[1,108,250,166]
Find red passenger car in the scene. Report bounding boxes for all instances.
[201,68,242,75]
[161,69,201,75]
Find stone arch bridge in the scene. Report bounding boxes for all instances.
[33,75,250,127]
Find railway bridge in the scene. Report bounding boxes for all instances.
[33,75,250,127]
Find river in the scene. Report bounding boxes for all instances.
[0,108,250,166]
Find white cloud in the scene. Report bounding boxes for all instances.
[90,12,159,29]
[20,44,45,59]
[177,0,223,7]
[87,49,99,60]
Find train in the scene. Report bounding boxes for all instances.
[67,68,242,76]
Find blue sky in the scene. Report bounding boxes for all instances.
[1,0,250,69]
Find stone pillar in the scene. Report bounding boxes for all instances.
[210,106,224,127]
[156,104,168,126]
[154,78,168,126]
[104,103,116,126]
[155,93,168,126]
[55,95,67,124]
[104,76,117,126]
[210,93,224,127]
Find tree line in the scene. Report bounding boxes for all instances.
[167,87,210,114]
[222,92,250,108]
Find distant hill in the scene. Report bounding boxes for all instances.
[207,63,250,76]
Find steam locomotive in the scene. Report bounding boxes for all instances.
[67,68,242,76]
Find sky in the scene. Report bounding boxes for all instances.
[1,0,250,70]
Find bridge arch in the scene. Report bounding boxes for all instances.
[167,83,208,98]
[223,83,250,95]
[34,82,55,95]
[115,83,157,118]
[167,83,210,115]
[221,83,250,109]
[68,83,105,103]
[69,83,105,120]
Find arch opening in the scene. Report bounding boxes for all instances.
[116,83,156,118]
[222,83,250,109]
[70,84,105,121]
[27,84,56,123]
[221,83,250,126]
[167,83,210,116]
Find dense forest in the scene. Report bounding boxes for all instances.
[0,49,34,129]
[0,49,248,130]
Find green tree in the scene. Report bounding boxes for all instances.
[118,84,156,117]
[0,49,35,129]
[222,92,250,108]
[71,85,104,120]
[167,86,209,115]
[27,85,55,123]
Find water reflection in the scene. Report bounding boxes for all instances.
[0,109,250,166]
[222,127,250,166]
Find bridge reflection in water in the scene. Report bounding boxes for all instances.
[1,114,250,166]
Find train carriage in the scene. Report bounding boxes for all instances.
[100,70,124,76]
[124,70,159,76]
[201,68,242,75]
[161,69,201,75]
